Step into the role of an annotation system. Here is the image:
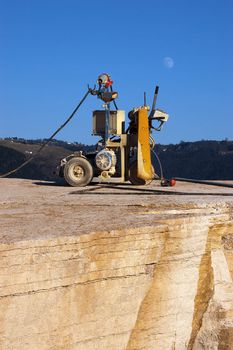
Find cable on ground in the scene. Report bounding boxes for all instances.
[174,177,233,189]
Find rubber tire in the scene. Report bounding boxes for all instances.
[64,157,93,187]
[129,161,154,186]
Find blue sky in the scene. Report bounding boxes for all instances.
[1,0,233,145]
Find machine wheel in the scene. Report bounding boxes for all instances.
[64,157,93,187]
[129,161,155,186]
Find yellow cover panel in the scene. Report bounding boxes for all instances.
[137,109,153,180]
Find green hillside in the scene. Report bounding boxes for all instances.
[0,138,232,181]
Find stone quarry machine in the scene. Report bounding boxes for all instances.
[58,73,170,187]
[1,73,232,189]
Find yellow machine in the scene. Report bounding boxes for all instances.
[59,74,169,187]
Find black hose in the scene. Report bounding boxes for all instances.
[0,89,90,178]
[150,149,233,189]
[150,144,233,189]
[174,177,233,189]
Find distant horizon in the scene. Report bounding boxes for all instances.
[1,136,232,147]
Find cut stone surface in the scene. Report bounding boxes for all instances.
[0,178,232,349]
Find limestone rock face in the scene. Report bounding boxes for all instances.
[0,179,232,349]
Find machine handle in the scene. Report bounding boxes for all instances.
[149,85,159,119]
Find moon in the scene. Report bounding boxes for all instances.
[163,57,174,69]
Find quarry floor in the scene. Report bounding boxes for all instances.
[1,178,233,350]
[0,178,232,244]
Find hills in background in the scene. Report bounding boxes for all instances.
[0,138,232,181]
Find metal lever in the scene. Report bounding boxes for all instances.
[149,85,159,119]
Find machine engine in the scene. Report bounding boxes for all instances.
[95,149,116,175]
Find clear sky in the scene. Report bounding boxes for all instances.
[1,0,233,145]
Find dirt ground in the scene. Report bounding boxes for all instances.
[0,178,232,244]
